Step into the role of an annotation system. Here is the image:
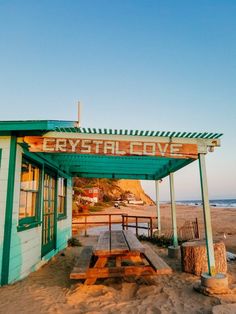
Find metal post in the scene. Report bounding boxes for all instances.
[122,215,124,230]
[155,180,161,236]
[199,153,216,276]
[84,215,87,237]
[169,173,178,247]
[150,218,153,238]
[109,214,111,232]
[77,101,81,127]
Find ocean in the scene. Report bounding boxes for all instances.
[176,199,236,208]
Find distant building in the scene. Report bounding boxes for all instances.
[82,187,100,203]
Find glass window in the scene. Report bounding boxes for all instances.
[58,178,67,218]
[19,158,40,222]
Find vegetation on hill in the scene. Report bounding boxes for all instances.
[73,178,154,213]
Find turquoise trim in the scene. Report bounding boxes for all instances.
[57,215,67,221]
[57,178,67,220]
[1,136,17,285]
[20,145,71,177]
[17,221,42,232]
[0,120,74,132]
[18,156,43,229]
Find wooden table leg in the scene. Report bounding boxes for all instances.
[116,256,122,267]
[129,255,143,264]
[121,253,143,264]
[85,256,108,285]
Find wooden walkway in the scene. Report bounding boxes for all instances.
[70,230,172,284]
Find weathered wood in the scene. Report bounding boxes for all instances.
[70,232,172,284]
[116,256,122,267]
[123,230,145,253]
[110,230,129,254]
[70,265,156,280]
[84,257,108,285]
[181,241,227,276]
[24,136,199,159]
[95,231,130,256]
[94,231,110,256]
[143,244,172,274]
[72,246,93,274]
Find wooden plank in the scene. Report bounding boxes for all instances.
[84,257,108,285]
[110,230,129,254]
[94,231,110,256]
[143,244,172,275]
[123,230,145,253]
[23,136,199,159]
[116,256,122,267]
[72,246,93,274]
[70,265,156,280]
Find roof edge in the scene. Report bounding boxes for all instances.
[0,120,75,132]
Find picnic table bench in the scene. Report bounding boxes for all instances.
[70,230,172,284]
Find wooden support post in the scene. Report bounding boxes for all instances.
[122,215,124,230]
[136,217,138,237]
[199,153,216,276]
[155,180,161,236]
[169,173,178,247]
[126,216,128,230]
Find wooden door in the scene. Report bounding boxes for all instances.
[42,172,56,256]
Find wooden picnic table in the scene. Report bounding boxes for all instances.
[70,230,172,284]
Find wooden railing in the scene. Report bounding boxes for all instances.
[72,213,199,240]
[72,213,156,237]
[121,214,155,237]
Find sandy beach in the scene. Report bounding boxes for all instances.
[74,204,236,253]
[0,204,236,314]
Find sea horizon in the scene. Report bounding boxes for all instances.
[159,198,236,208]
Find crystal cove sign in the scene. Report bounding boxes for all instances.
[23,136,198,159]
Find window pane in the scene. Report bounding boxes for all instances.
[19,158,40,221]
[58,178,66,216]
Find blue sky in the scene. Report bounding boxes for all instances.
[0,0,235,200]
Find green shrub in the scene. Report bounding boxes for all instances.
[67,237,82,247]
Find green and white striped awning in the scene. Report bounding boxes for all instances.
[53,126,223,139]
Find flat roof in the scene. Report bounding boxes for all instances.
[0,120,223,139]
[0,120,223,180]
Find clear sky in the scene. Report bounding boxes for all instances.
[0,0,235,200]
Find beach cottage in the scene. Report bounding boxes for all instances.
[0,120,74,285]
[0,120,223,287]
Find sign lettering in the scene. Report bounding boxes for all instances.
[24,136,198,159]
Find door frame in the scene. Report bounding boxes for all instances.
[41,168,57,257]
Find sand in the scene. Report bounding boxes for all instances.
[74,204,236,253]
[0,204,236,314]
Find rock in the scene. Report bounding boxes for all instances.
[226,251,236,261]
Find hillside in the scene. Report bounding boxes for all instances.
[116,180,154,205]
[73,178,154,205]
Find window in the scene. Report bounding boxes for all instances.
[58,177,67,219]
[18,157,41,227]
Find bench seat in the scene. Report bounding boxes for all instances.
[143,244,172,274]
[70,246,93,279]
